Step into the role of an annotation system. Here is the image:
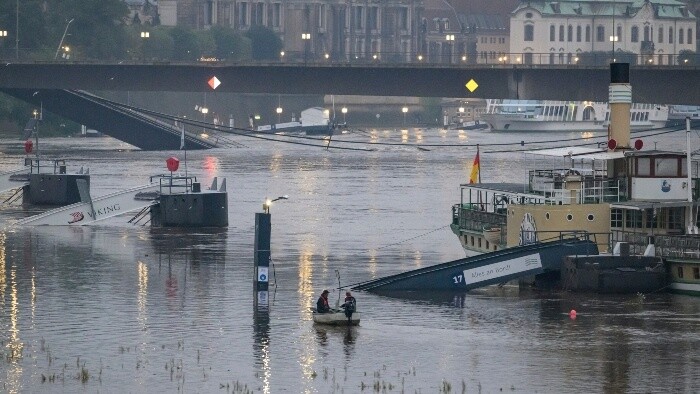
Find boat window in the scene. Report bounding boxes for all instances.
[636,157,651,176]
[669,208,684,230]
[655,157,678,177]
[694,267,700,279]
[566,214,573,221]
[625,210,643,229]
[681,158,688,176]
[546,212,550,220]
[677,266,684,279]
[587,214,595,221]
[611,209,623,228]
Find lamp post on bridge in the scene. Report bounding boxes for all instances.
[140,31,150,61]
[54,18,74,60]
[301,33,311,63]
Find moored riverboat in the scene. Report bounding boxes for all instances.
[452,63,700,294]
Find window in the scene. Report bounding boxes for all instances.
[658,26,664,43]
[550,25,555,41]
[587,214,595,221]
[655,157,679,176]
[625,210,642,229]
[645,209,657,228]
[596,25,605,42]
[694,267,700,279]
[680,28,685,44]
[368,6,378,30]
[238,2,249,26]
[354,6,364,29]
[617,26,622,42]
[631,26,639,42]
[644,26,650,41]
[689,29,693,44]
[443,18,449,31]
[566,213,573,221]
[636,157,651,176]
[399,7,409,30]
[576,25,582,42]
[677,266,684,279]
[669,208,683,230]
[559,25,564,41]
[524,25,534,41]
[568,25,573,41]
[253,2,264,25]
[669,27,674,44]
[611,208,623,228]
[318,4,327,30]
[585,25,591,42]
[272,3,281,27]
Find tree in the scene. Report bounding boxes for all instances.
[245,25,283,61]
[678,49,697,65]
[169,26,200,61]
[45,0,130,60]
[211,26,251,61]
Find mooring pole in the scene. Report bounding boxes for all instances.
[254,211,271,292]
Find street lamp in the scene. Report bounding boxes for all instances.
[60,45,70,59]
[402,106,408,125]
[140,31,150,61]
[276,106,283,123]
[54,18,75,60]
[263,195,289,214]
[341,107,347,123]
[301,33,311,63]
[445,34,455,63]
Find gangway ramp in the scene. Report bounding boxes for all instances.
[15,183,160,226]
[0,167,30,195]
[352,239,598,292]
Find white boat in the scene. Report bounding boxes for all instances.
[255,107,334,136]
[312,309,360,326]
[667,105,700,126]
[481,99,668,132]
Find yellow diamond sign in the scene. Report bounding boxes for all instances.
[465,79,478,92]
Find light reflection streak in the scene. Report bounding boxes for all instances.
[581,131,594,139]
[137,261,148,328]
[202,155,220,178]
[458,130,468,140]
[269,153,283,172]
[297,246,320,391]
[6,263,24,394]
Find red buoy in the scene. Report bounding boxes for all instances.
[24,139,33,154]
[634,139,644,150]
[607,138,617,150]
[569,309,577,319]
[166,156,180,172]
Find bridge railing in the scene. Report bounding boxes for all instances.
[3,48,700,68]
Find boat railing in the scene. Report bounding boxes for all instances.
[24,158,69,175]
[612,230,700,259]
[529,169,625,204]
[452,203,507,230]
[150,174,198,195]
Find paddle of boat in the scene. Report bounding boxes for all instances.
[312,309,360,326]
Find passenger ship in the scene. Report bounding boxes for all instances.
[481,100,669,132]
[451,65,699,295]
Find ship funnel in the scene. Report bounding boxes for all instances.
[608,63,631,150]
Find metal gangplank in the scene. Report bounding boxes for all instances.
[352,238,598,292]
[15,182,160,226]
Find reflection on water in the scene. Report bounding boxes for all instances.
[0,134,698,392]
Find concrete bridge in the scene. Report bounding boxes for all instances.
[1,62,700,104]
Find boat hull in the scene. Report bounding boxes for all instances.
[312,311,360,326]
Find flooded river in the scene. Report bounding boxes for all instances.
[0,127,699,393]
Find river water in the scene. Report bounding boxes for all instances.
[0,127,699,393]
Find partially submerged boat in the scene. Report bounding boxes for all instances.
[312,309,360,326]
[255,107,335,136]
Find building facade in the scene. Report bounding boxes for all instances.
[509,0,696,65]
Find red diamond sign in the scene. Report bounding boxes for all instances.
[208,76,221,90]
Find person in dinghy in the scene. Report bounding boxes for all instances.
[341,291,357,322]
